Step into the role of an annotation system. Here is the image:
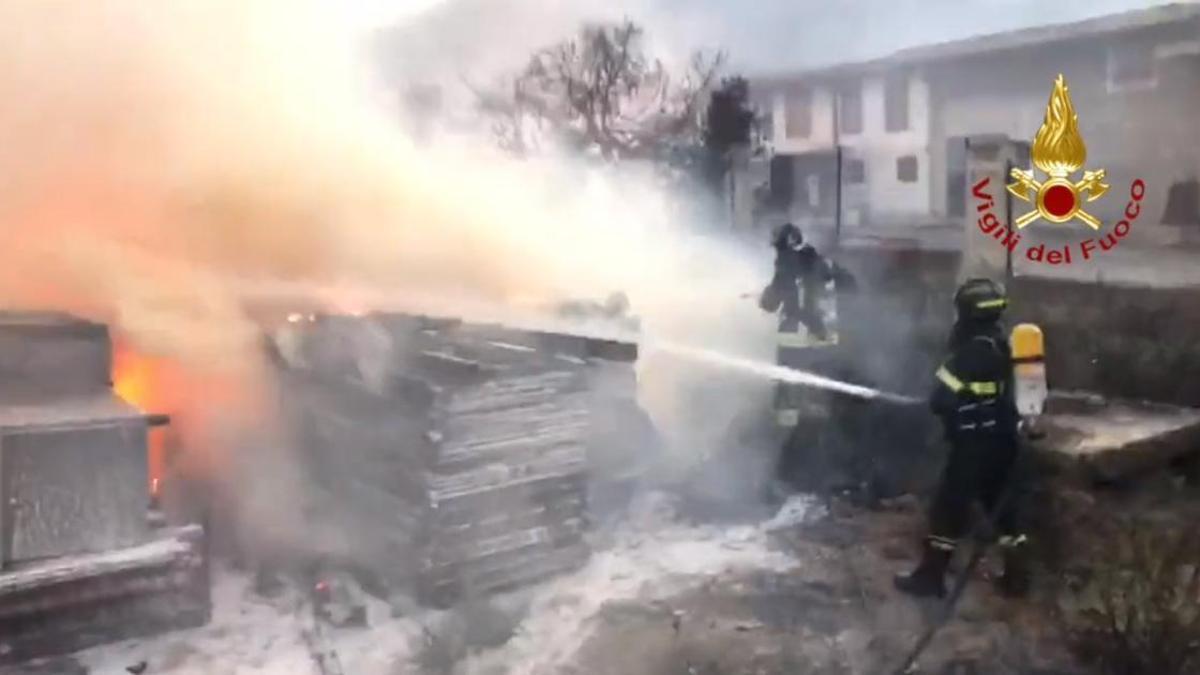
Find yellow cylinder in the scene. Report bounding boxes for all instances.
[1011,322,1047,417]
[1011,323,1044,362]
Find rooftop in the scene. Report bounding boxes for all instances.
[754,2,1200,83]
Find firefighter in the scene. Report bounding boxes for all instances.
[759,223,832,339]
[894,278,1030,599]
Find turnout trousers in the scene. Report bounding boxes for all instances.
[927,434,1023,552]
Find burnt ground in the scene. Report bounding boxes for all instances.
[567,496,1081,675]
[23,467,1200,675]
[554,394,1200,675]
[565,463,1200,675]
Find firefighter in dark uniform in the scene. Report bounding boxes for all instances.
[894,278,1030,598]
[759,223,832,339]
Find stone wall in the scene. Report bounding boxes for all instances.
[834,246,1200,408]
[1009,277,1200,407]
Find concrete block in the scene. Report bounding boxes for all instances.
[1,403,150,565]
[0,313,110,394]
[1033,392,1200,481]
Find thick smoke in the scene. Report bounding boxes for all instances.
[0,0,778,551]
[0,2,758,375]
[0,2,647,367]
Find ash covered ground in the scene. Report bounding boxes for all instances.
[71,490,1082,675]
[76,493,816,675]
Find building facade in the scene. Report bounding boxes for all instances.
[751,3,1200,243]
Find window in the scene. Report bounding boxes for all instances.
[838,86,862,135]
[844,159,865,184]
[1106,43,1157,92]
[784,88,812,138]
[897,155,918,183]
[884,74,910,132]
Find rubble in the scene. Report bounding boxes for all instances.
[312,572,369,628]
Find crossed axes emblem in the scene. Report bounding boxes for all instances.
[1006,168,1109,230]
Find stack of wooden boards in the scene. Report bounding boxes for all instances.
[271,313,649,607]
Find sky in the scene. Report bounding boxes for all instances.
[650,0,1176,71]
[364,0,1176,79]
[335,0,446,30]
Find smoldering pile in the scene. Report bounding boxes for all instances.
[262,312,656,607]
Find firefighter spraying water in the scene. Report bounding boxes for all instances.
[893,278,1033,599]
[750,226,1053,665]
[889,279,1053,674]
[751,221,1047,600]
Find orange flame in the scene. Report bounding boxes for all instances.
[112,341,170,494]
[112,338,263,496]
[1032,74,1087,177]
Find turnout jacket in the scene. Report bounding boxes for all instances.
[760,244,831,312]
[930,321,1018,441]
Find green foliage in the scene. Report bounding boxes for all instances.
[1061,518,1200,674]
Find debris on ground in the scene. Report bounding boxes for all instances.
[311,571,369,629]
[57,468,1200,675]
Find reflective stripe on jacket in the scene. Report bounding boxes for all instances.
[931,328,1016,437]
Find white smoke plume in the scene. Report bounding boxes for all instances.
[0,0,779,551]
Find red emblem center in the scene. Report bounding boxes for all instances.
[1043,184,1076,218]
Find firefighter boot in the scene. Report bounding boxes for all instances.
[995,538,1031,598]
[894,539,952,598]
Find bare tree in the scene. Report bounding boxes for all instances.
[472,78,544,156]
[702,76,758,189]
[478,20,724,161]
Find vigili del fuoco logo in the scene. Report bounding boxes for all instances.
[972,74,1147,265]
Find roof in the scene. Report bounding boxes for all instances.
[754,2,1200,83]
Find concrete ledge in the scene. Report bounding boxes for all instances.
[1032,391,1200,481]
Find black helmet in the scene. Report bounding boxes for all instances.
[773,223,804,251]
[954,278,1007,322]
